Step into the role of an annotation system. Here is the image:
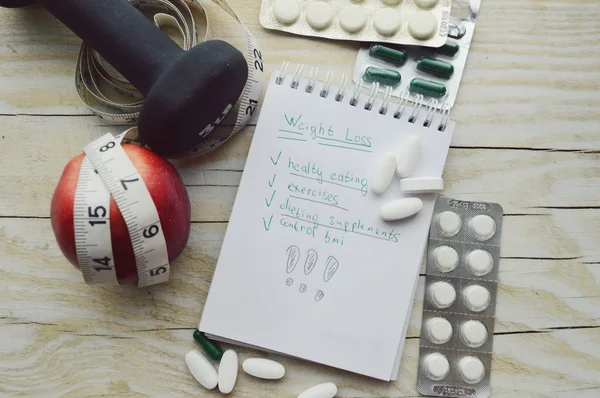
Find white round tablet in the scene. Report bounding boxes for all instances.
[273,0,301,25]
[467,249,493,276]
[413,0,440,9]
[381,0,402,5]
[437,211,462,237]
[461,320,488,348]
[463,285,491,312]
[408,11,438,40]
[423,353,450,381]
[426,317,453,344]
[428,281,456,309]
[339,5,367,33]
[305,1,334,30]
[433,246,459,273]
[469,214,496,241]
[458,356,485,384]
[373,8,402,36]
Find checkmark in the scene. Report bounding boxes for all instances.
[265,190,276,207]
[263,215,273,231]
[268,174,276,188]
[270,151,282,166]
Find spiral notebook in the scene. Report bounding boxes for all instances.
[200,63,455,381]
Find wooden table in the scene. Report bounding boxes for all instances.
[1,1,599,397]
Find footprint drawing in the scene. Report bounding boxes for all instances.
[324,256,339,282]
[284,245,340,302]
[304,249,318,275]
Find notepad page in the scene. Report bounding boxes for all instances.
[200,74,454,380]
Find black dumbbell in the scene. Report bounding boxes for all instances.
[1,0,248,157]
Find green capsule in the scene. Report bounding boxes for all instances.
[369,44,408,67]
[437,41,460,57]
[409,78,447,98]
[416,57,454,79]
[193,329,223,360]
[363,66,401,86]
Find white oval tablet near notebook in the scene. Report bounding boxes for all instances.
[408,11,438,40]
[273,0,301,25]
[242,358,286,380]
[399,177,444,193]
[373,8,402,36]
[371,152,398,194]
[380,197,423,221]
[433,245,459,272]
[339,5,367,33]
[396,135,421,178]
[185,350,218,390]
[218,349,238,394]
[305,1,334,30]
[436,211,462,236]
[298,382,338,398]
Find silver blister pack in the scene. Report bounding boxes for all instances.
[417,197,503,398]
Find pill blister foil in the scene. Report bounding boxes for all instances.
[417,197,502,398]
[259,0,452,48]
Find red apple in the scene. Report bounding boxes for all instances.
[51,144,191,284]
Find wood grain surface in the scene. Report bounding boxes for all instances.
[1,0,599,397]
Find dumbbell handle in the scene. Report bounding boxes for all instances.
[39,0,181,95]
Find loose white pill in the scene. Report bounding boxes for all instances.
[428,281,456,309]
[273,0,301,25]
[426,317,453,344]
[298,382,338,398]
[218,349,238,394]
[463,285,491,312]
[339,5,367,33]
[433,245,459,272]
[242,358,286,380]
[461,320,488,348]
[408,11,438,40]
[373,8,402,36]
[396,135,421,178]
[469,214,496,241]
[305,2,334,30]
[413,0,440,9]
[423,352,449,381]
[380,197,423,221]
[437,211,462,237]
[381,0,402,4]
[467,249,493,276]
[371,152,398,194]
[185,350,218,390]
[459,356,485,384]
[400,177,444,193]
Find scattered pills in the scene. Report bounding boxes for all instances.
[305,1,334,30]
[409,78,448,98]
[464,285,491,312]
[218,349,238,394]
[339,5,367,33]
[363,66,401,86]
[242,358,286,380]
[371,152,398,194]
[459,356,485,384]
[469,214,497,241]
[396,135,421,178]
[272,0,300,25]
[193,329,223,361]
[373,8,402,36]
[185,349,218,390]
[399,177,444,194]
[298,382,338,398]
[433,245,459,272]
[428,281,456,309]
[416,56,455,79]
[426,317,453,344]
[369,44,407,67]
[380,197,423,222]
[467,249,494,276]
[436,211,462,237]
[461,320,488,348]
[408,11,438,40]
[423,352,449,381]
[413,0,440,9]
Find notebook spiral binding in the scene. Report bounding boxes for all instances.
[275,61,451,132]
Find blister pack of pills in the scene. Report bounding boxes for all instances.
[417,197,503,398]
[353,0,481,108]
[259,0,453,48]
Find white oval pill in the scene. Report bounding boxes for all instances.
[185,349,218,390]
[273,0,301,25]
[467,249,493,276]
[459,356,485,384]
[469,214,496,241]
[414,0,440,9]
[373,8,402,36]
[437,211,461,237]
[242,358,286,380]
[423,352,449,381]
[371,152,398,195]
[426,317,453,344]
[218,349,238,394]
[428,281,456,309]
[339,5,367,33]
[400,177,444,193]
[298,382,338,398]
[305,1,334,30]
[464,285,491,312]
[408,11,438,40]
[380,198,423,221]
[461,320,488,348]
[381,0,402,4]
[433,245,459,272]
[396,135,421,178]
